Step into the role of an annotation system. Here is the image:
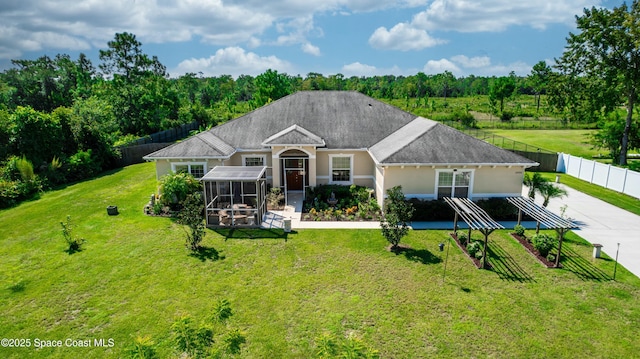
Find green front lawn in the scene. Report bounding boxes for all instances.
[1,163,639,358]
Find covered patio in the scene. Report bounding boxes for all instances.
[202,166,267,227]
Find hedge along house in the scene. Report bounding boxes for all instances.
[144,91,537,217]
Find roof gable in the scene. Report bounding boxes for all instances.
[369,117,437,163]
[144,131,235,159]
[262,124,325,146]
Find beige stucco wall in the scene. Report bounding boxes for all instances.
[381,166,437,197]
[316,150,374,184]
[380,165,526,200]
[472,166,525,198]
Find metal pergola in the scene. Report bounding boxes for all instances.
[444,197,504,269]
[507,196,577,268]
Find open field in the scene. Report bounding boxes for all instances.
[1,163,639,358]
[486,130,598,158]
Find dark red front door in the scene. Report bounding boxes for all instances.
[286,170,303,190]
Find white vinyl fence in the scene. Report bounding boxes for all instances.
[557,153,640,200]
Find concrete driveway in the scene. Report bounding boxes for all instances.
[538,184,639,279]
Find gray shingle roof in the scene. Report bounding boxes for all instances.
[145,91,536,166]
[262,125,325,146]
[144,131,235,159]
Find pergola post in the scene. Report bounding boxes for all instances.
[453,212,459,235]
[517,208,522,226]
[555,229,567,268]
[507,197,576,269]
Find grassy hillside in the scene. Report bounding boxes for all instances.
[1,163,639,358]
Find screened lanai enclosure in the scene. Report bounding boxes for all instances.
[202,166,267,227]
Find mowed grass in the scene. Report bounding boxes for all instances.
[1,163,640,358]
[487,129,598,158]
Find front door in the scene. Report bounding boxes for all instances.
[286,169,303,190]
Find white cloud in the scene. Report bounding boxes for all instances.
[412,0,601,33]
[450,55,491,69]
[342,62,378,76]
[423,59,461,75]
[424,55,533,76]
[173,47,294,78]
[369,23,446,51]
[301,43,321,56]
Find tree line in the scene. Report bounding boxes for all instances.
[1,1,640,206]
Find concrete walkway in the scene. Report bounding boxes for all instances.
[262,187,640,278]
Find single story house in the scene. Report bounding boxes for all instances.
[144,91,537,208]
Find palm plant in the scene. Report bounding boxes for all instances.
[537,182,568,208]
[523,172,546,199]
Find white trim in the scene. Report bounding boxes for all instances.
[316,175,330,180]
[329,154,354,185]
[273,147,315,158]
[435,168,475,199]
[171,161,207,179]
[242,154,267,167]
[353,175,375,180]
[317,148,369,152]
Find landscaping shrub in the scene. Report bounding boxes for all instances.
[514,224,526,237]
[127,336,158,359]
[171,316,214,357]
[67,149,101,181]
[315,332,379,359]
[0,156,43,208]
[466,241,482,258]
[476,198,518,221]
[458,233,468,246]
[408,199,454,221]
[532,233,555,257]
[266,187,284,208]
[547,253,557,263]
[159,171,201,209]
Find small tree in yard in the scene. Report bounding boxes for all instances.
[380,186,414,251]
[177,193,206,251]
[60,215,85,253]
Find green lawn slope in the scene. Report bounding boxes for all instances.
[1,163,639,358]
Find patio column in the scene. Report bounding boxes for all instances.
[272,154,281,188]
[308,155,317,187]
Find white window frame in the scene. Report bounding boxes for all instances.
[242,154,267,167]
[435,169,474,199]
[171,162,207,179]
[329,154,354,184]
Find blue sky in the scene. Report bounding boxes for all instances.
[0,0,625,78]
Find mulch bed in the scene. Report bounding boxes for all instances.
[510,233,559,268]
[449,233,491,270]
